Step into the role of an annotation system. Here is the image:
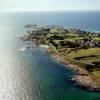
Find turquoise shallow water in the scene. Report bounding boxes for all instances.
[0,12,100,100]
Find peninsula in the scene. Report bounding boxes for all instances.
[19,24,100,91]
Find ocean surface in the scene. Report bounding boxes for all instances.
[0,11,100,100]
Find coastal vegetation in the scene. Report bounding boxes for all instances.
[20,24,100,91]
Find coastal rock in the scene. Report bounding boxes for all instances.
[73,75,100,91]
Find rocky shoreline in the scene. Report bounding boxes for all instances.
[47,47,100,92]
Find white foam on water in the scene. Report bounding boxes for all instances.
[19,47,27,52]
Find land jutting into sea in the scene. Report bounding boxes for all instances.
[19,24,100,92]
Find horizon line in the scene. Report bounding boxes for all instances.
[0,10,100,13]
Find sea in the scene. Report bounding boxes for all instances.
[0,11,100,100]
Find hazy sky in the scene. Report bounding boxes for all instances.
[0,0,100,12]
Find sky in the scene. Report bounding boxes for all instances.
[0,0,100,12]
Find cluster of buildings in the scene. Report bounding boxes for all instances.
[24,24,100,48]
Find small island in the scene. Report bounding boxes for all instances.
[19,24,100,91]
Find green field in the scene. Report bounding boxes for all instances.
[66,48,100,63]
[60,48,100,77]
[91,71,100,78]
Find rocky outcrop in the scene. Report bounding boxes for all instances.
[73,75,100,91]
